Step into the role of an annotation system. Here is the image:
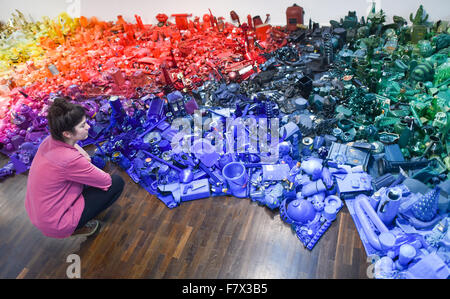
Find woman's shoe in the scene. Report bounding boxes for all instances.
[71,220,100,237]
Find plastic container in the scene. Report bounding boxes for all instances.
[286,4,304,31]
[222,162,248,198]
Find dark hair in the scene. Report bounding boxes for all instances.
[47,97,86,142]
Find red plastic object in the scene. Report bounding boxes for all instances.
[286,4,304,31]
[134,57,161,74]
[247,15,253,30]
[171,14,192,30]
[0,10,288,145]
[156,13,169,26]
[255,24,271,41]
[134,15,145,30]
[230,11,241,27]
[253,16,263,27]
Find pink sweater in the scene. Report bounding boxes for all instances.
[25,136,112,238]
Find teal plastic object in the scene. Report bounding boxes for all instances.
[418,40,433,57]
[432,33,450,51]
[410,60,435,82]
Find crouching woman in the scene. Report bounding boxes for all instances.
[25,97,124,238]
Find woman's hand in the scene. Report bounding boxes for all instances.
[74,143,92,163]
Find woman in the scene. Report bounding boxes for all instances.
[25,97,124,238]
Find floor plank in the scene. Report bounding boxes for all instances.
[0,153,369,278]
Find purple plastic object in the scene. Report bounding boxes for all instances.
[306,220,333,250]
[222,162,248,198]
[184,98,199,115]
[335,172,372,198]
[80,100,99,118]
[9,155,28,174]
[278,142,291,156]
[0,160,15,177]
[218,154,234,169]
[109,96,125,124]
[147,97,165,120]
[287,199,316,224]
[411,187,440,222]
[310,192,325,203]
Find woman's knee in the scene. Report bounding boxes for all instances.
[111,174,125,194]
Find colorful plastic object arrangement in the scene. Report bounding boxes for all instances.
[0,4,449,278]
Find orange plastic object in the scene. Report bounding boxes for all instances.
[79,16,89,28]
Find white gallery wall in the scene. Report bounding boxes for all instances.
[0,0,449,26]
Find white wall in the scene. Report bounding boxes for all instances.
[0,0,449,26]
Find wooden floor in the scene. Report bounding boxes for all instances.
[0,151,369,279]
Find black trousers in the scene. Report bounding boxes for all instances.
[76,174,125,229]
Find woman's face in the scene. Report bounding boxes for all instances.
[64,116,90,142]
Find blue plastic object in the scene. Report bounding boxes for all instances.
[286,199,316,224]
[222,162,248,198]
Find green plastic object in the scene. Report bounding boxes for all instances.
[342,11,358,29]
[411,25,428,44]
[444,156,450,171]
[410,5,429,25]
[398,127,412,148]
[335,105,353,117]
[434,61,450,85]
[410,105,423,127]
[432,112,447,129]
[313,5,449,172]
[410,5,429,43]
